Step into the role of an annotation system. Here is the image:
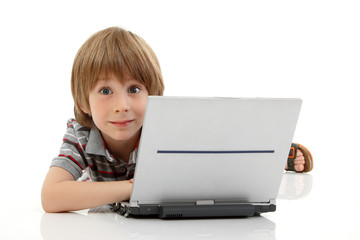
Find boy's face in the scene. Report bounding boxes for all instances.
[86,73,148,145]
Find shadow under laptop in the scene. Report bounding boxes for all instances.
[278,172,313,200]
[40,205,276,240]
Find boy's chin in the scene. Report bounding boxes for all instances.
[108,131,141,142]
[110,135,135,142]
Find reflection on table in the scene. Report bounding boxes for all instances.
[278,172,313,200]
[40,172,314,240]
[41,206,276,240]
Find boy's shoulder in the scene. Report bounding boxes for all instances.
[65,118,91,139]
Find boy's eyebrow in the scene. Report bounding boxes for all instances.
[95,77,141,86]
[127,78,140,82]
[96,76,108,80]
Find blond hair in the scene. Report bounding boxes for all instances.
[71,27,164,128]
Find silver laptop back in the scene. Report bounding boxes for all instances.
[131,97,302,205]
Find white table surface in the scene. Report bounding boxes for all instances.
[2,164,359,240]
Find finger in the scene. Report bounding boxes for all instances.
[296,149,304,157]
[129,179,134,183]
[294,158,305,164]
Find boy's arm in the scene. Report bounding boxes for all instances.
[41,167,132,213]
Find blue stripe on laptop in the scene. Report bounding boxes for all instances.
[157,150,275,154]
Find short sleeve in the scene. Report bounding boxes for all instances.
[50,119,90,180]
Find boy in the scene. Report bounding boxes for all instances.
[41,27,312,213]
[41,27,164,212]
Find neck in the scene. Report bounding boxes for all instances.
[102,131,140,162]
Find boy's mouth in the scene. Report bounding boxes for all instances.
[109,120,134,127]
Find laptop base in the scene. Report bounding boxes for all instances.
[113,203,276,219]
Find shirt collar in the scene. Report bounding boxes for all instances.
[84,122,140,159]
[85,123,107,157]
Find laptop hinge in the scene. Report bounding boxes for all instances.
[130,201,139,207]
[196,200,215,205]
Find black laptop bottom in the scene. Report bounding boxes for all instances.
[112,203,276,219]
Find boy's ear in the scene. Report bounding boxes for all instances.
[80,104,91,116]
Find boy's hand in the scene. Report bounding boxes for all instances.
[42,167,135,212]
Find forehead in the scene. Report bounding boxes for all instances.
[94,71,140,86]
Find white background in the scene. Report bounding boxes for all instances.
[0,0,359,239]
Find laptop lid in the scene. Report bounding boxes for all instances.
[131,97,302,206]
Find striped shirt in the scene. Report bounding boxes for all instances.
[51,119,137,182]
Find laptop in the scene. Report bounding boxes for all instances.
[114,96,302,218]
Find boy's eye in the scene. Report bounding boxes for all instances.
[129,86,140,94]
[100,88,112,95]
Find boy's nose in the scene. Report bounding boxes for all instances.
[114,95,130,113]
[114,107,128,113]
